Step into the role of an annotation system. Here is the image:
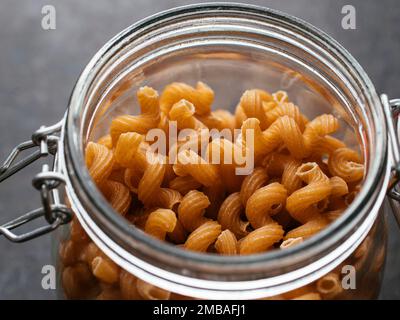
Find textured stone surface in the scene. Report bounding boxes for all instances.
[0,0,399,299]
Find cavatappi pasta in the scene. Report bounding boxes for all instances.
[61,81,367,300]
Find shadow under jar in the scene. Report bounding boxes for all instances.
[52,4,398,300]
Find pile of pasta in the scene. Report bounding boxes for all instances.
[85,82,364,255]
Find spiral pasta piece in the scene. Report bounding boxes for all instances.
[303,114,339,155]
[114,132,148,170]
[160,81,214,115]
[266,102,306,131]
[178,190,210,232]
[144,208,177,241]
[241,116,306,160]
[184,221,222,252]
[239,222,284,255]
[265,153,303,195]
[239,167,268,206]
[329,176,349,197]
[110,86,160,144]
[85,142,114,185]
[156,188,182,210]
[100,180,132,216]
[174,150,221,187]
[313,135,346,156]
[240,118,270,162]
[264,116,307,159]
[328,147,364,182]
[169,99,206,130]
[246,182,287,229]
[217,192,249,239]
[138,159,166,207]
[240,89,270,130]
[215,230,238,255]
[284,216,330,240]
[286,162,332,223]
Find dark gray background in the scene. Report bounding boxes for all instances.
[0,0,399,299]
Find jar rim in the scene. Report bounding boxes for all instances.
[62,3,389,298]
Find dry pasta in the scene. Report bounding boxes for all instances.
[239,222,284,255]
[85,142,114,185]
[240,89,271,130]
[265,102,306,131]
[239,167,269,206]
[156,188,182,210]
[280,237,304,249]
[99,180,131,216]
[174,149,221,187]
[144,208,177,241]
[316,273,343,299]
[217,192,249,239]
[110,86,160,144]
[136,279,171,300]
[184,221,222,252]
[328,147,365,182]
[286,162,332,223]
[138,158,166,207]
[168,175,202,195]
[78,81,367,300]
[119,271,142,300]
[245,182,287,229]
[169,99,206,130]
[302,114,339,155]
[160,81,214,115]
[284,216,330,240]
[178,190,210,232]
[215,229,238,255]
[91,256,120,284]
[206,138,246,192]
[114,132,148,170]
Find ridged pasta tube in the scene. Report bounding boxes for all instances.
[178,190,210,232]
[85,142,114,185]
[286,162,332,223]
[246,182,287,229]
[144,208,177,241]
[160,81,214,115]
[328,147,364,182]
[110,86,160,144]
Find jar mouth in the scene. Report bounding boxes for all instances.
[62,3,389,298]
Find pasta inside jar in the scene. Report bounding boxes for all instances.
[57,4,389,300]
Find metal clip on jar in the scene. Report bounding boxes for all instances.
[0,4,399,299]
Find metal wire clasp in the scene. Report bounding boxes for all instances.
[0,120,72,242]
[382,94,400,227]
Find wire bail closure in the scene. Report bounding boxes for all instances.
[382,94,400,227]
[0,119,72,242]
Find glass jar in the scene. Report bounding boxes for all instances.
[1,3,399,300]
